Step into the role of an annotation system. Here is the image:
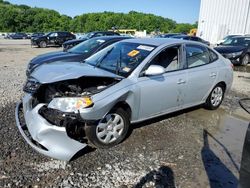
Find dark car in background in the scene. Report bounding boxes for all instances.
[214,36,250,65]
[31,32,45,39]
[31,31,76,48]
[216,34,242,45]
[62,38,88,51]
[155,33,181,38]
[62,31,120,51]
[26,36,131,76]
[9,33,28,39]
[82,31,120,39]
[171,35,210,46]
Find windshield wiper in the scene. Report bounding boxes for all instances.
[116,49,122,75]
[94,48,113,68]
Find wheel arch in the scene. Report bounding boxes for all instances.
[110,101,132,121]
[216,81,227,91]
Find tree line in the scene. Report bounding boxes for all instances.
[0,0,197,34]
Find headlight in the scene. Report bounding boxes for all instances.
[48,97,93,112]
[225,51,243,58]
[23,78,41,93]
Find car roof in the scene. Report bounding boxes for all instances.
[88,36,131,40]
[172,35,189,38]
[90,31,118,34]
[122,38,190,46]
[232,36,250,39]
[164,33,181,35]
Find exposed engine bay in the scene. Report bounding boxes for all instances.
[30,76,120,142]
[34,76,120,104]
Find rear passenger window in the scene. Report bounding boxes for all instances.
[186,45,210,68]
[209,49,218,62]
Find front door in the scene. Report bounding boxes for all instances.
[137,44,188,120]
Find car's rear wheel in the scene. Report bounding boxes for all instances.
[39,41,47,48]
[85,108,130,148]
[241,54,249,66]
[204,84,225,110]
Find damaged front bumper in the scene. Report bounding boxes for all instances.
[15,95,87,161]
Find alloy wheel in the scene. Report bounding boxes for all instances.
[211,86,223,107]
[242,54,249,65]
[96,113,125,144]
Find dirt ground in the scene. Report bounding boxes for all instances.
[0,39,249,188]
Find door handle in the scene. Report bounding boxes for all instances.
[177,79,186,84]
[209,72,217,77]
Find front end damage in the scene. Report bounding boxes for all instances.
[15,76,120,160]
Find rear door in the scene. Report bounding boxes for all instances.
[57,32,67,44]
[48,32,58,45]
[184,44,218,106]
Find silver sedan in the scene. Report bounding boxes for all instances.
[16,38,233,160]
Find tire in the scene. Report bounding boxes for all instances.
[39,41,47,48]
[241,54,249,66]
[85,108,130,148]
[204,84,225,110]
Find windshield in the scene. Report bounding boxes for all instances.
[86,42,155,77]
[68,38,106,54]
[45,32,55,37]
[222,37,245,46]
[85,32,95,39]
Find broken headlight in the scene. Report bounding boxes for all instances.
[23,78,41,94]
[48,97,93,112]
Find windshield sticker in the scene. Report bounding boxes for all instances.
[137,45,154,51]
[123,67,131,72]
[97,39,105,43]
[127,50,140,57]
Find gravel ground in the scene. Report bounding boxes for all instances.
[0,39,249,188]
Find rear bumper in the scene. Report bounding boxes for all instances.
[15,97,87,161]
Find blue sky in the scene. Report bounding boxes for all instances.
[7,0,200,23]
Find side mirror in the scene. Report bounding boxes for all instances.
[144,65,165,76]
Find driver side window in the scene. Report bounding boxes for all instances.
[150,45,182,72]
[49,33,58,37]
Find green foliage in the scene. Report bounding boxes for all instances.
[0,0,196,33]
[173,23,197,33]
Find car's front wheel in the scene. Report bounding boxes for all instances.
[85,108,130,148]
[39,41,47,48]
[241,54,249,66]
[204,84,225,110]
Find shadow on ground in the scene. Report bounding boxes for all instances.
[202,129,238,188]
[134,166,175,188]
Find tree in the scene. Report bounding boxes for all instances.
[0,0,197,34]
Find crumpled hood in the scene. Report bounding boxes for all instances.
[214,45,247,53]
[31,62,123,84]
[30,51,84,65]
